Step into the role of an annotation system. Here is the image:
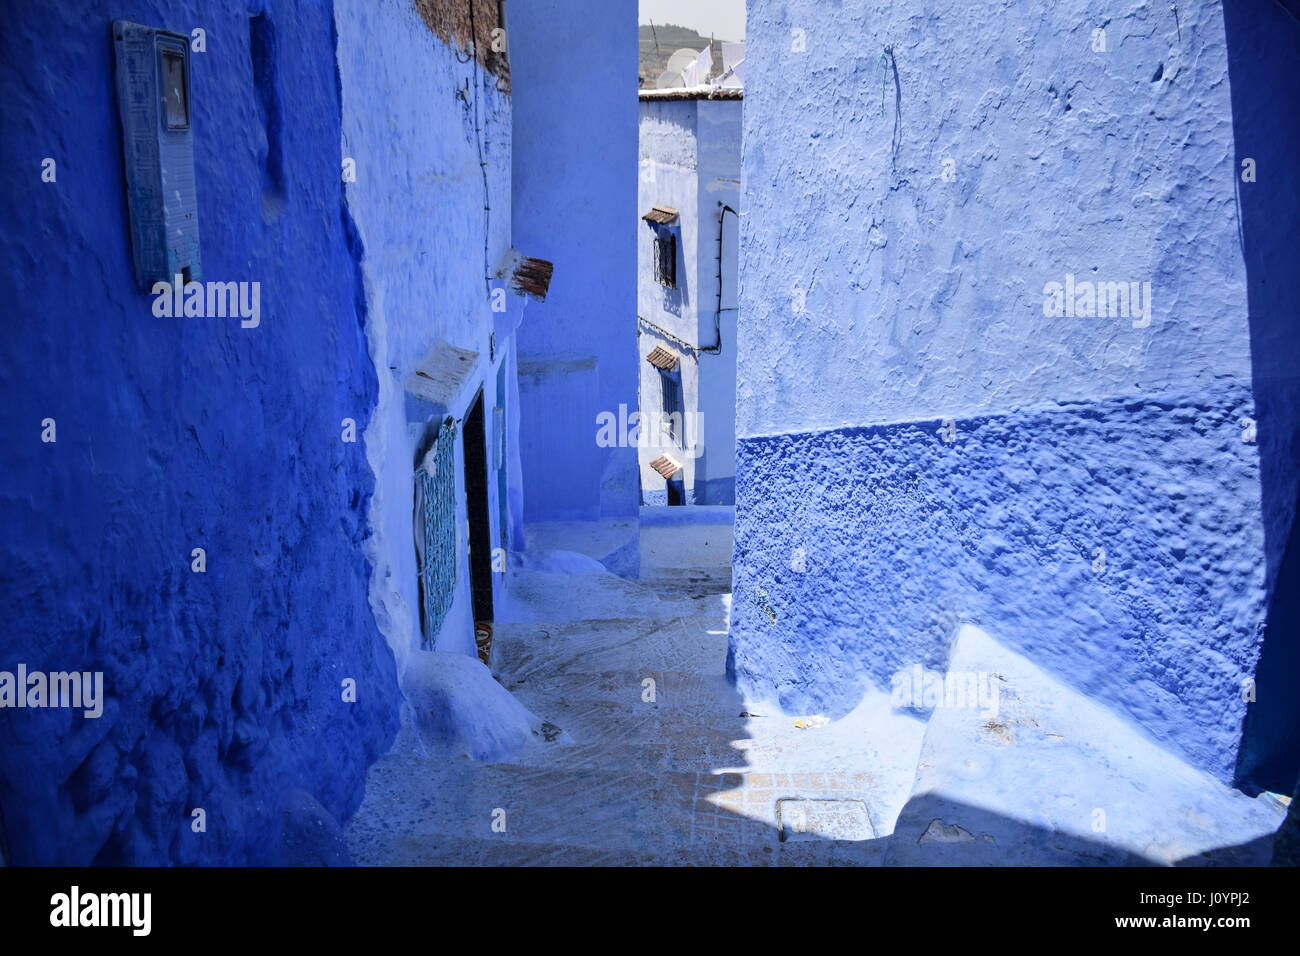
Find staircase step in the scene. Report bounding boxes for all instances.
[493,696,743,751]
[350,831,663,867]
[491,615,730,680]
[641,569,733,598]
[346,744,889,861]
[350,829,884,867]
[499,569,724,623]
[501,667,736,715]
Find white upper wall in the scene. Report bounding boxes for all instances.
[639,98,701,345]
[696,100,743,327]
[638,97,743,347]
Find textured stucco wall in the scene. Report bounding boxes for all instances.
[737,0,1251,437]
[0,1,399,863]
[731,0,1270,782]
[511,0,639,523]
[335,0,517,672]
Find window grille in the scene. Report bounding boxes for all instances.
[654,232,676,288]
[659,368,683,445]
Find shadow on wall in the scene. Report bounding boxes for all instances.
[1224,0,1300,793]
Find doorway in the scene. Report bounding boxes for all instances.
[667,480,683,506]
[463,388,494,631]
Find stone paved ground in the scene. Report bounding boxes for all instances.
[347,518,1288,866]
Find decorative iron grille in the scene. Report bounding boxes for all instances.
[416,418,457,648]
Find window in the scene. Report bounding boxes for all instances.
[160,49,189,129]
[654,231,676,288]
[659,367,683,445]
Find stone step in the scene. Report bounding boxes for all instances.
[498,569,726,624]
[350,831,663,867]
[640,569,733,598]
[351,828,883,867]
[490,615,730,681]
[346,744,889,861]
[507,739,739,773]
[499,667,738,717]
[493,695,744,752]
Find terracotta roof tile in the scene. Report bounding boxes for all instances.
[649,455,682,479]
[646,345,680,370]
[642,205,679,225]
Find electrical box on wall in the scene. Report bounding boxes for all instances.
[112,21,201,291]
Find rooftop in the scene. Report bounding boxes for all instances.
[638,87,743,102]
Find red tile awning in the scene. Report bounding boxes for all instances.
[641,205,679,225]
[493,248,554,302]
[650,455,682,479]
[646,345,680,371]
[509,256,554,301]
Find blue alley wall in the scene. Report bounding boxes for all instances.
[334,0,521,674]
[511,0,640,524]
[730,0,1285,784]
[0,1,399,863]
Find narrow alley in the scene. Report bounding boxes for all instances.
[348,510,910,865]
[4,0,1300,924]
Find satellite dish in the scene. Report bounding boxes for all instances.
[665,48,697,76]
[655,70,686,90]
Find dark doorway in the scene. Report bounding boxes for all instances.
[495,360,509,557]
[667,480,682,507]
[464,388,494,624]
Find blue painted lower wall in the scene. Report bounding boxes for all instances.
[729,383,1264,782]
[696,476,735,506]
[642,477,732,507]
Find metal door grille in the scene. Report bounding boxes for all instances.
[416,418,457,648]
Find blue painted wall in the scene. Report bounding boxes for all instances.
[511,0,640,523]
[730,0,1283,783]
[0,1,399,863]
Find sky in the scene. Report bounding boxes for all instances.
[639,0,745,41]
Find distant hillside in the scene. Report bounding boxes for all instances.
[639,23,731,86]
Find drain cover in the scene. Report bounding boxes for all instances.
[776,798,876,842]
